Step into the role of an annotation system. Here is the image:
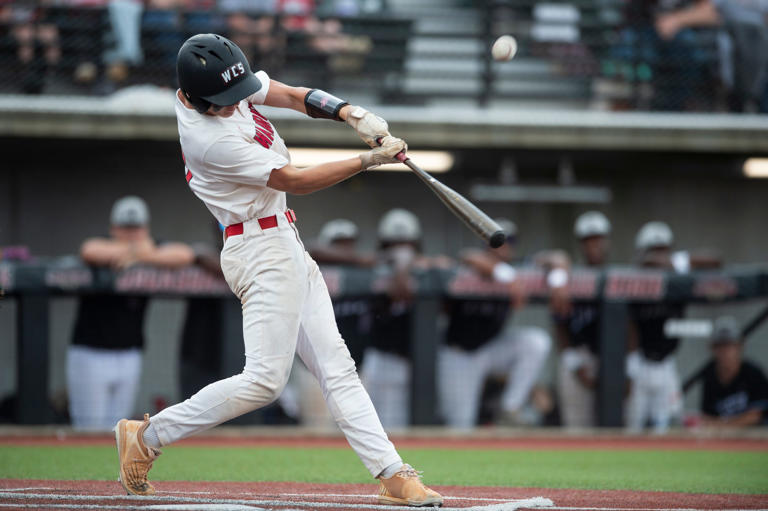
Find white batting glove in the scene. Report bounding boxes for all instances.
[346,105,390,148]
[359,136,406,170]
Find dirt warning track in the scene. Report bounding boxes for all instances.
[1,480,767,511]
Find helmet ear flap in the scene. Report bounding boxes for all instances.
[183,89,211,114]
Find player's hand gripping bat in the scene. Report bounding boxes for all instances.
[378,138,506,248]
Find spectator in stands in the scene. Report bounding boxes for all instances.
[2,1,61,93]
[699,316,768,427]
[221,0,284,75]
[618,0,714,111]
[439,219,551,429]
[142,0,185,72]
[309,218,375,367]
[67,196,194,430]
[553,211,611,428]
[360,208,450,428]
[655,0,768,113]
[103,0,144,86]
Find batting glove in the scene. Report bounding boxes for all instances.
[346,106,390,148]
[360,136,406,170]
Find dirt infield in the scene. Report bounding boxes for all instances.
[1,479,767,511]
[2,434,767,451]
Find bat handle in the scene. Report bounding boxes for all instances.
[375,136,409,163]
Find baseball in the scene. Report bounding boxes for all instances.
[491,35,517,61]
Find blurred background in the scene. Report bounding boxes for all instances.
[1,0,767,433]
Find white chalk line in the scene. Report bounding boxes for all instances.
[0,490,552,510]
[0,505,267,510]
[0,487,56,492]
[543,508,768,511]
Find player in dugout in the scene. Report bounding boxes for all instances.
[698,316,768,428]
[626,221,721,433]
[439,218,552,428]
[113,34,443,507]
[552,211,611,428]
[361,208,452,429]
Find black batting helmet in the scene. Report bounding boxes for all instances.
[177,33,262,113]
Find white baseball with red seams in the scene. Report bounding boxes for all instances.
[151,70,403,478]
[492,35,517,61]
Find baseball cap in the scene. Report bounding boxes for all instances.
[635,221,673,250]
[319,219,359,244]
[494,218,517,241]
[378,208,421,242]
[574,211,611,239]
[111,196,149,227]
[711,316,741,344]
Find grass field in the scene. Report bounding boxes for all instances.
[1,445,766,494]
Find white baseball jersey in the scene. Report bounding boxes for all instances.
[176,70,291,227]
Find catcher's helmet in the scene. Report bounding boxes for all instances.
[177,33,262,113]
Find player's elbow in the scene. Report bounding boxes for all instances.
[79,238,112,265]
[267,165,314,195]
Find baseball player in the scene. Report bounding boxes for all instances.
[626,221,686,433]
[362,209,425,429]
[310,219,375,367]
[69,196,194,431]
[114,34,442,507]
[553,211,611,428]
[440,219,551,428]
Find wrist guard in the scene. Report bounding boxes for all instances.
[304,89,348,121]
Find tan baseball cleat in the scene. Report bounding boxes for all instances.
[114,413,161,496]
[377,464,443,507]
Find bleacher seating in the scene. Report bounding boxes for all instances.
[0,0,726,111]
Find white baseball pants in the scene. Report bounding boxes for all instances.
[557,346,597,428]
[67,345,142,431]
[150,216,402,477]
[626,352,682,433]
[360,348,411,429]
[438,326,551,429]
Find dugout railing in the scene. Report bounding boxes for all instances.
[2,259,768,426]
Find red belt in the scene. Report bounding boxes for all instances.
[225,210,297,239]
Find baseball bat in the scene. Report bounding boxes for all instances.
[379,139,506,248]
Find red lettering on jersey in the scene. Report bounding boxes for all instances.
[186,169,193,183]
[249,105,274,149]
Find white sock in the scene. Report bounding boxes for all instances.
[142,422,161,449]
[379,461,403,479]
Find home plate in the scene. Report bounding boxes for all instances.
[462,497,554,510]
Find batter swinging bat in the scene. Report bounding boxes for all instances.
[380,138,506,248]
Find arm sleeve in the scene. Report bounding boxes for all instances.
[245,70,271,105]
[203,134,289,187]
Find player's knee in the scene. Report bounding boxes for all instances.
[522,328,552,357]
[241,360,292,405]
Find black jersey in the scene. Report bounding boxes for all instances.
[701,360,768,421]
[369,297,411,358]
[180,297,223,370]
[557,302,601,354]
[72,294,147,350]
[333,296,371,366]
[444,297,510,351]
[630,302,685,361]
